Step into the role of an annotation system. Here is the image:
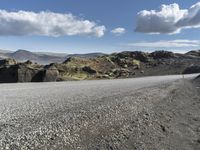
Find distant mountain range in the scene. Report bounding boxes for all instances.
[1,49,200,65]
[0,49,105,64]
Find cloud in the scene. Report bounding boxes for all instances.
[123,40,200,48]
[111,27,126,35]
[135,2,200,34]
[0,10,106,37]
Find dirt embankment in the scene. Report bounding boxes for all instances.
[82,79,200,150]
[117,79,200,150]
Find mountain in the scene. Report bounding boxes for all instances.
[35,52,68,57]
[10,50,39,61]
[0,49,12,53]
[8,49,65,64]
[0,49,66,64]
[0,49,12,59]
[0,49,106,64]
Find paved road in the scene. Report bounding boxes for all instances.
[0,74,198,106]
[0,74,199,149]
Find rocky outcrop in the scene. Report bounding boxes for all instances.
[18,64,40,82]
[0,58,17,66]
[182,65,200,74]
[111,51,150,63]
[42,64,59,82]
[0,60,59,83]
[150,51,175,59]
[0,64,40,83]
[131,51,150,62]
[186,50,200,57]
[0,65,18,83]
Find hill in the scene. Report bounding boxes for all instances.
[185,50,200,57]
[0,50,200,83]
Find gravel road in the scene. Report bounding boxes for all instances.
[0,74,199,150]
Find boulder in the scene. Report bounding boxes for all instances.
[42,64,59,82]
[82,66,97,74]
[17,64,40,82]
[0,64,40,83]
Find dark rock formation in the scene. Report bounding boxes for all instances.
[0,60,59,83]
[63,57,73,64]
[113,51,150,62]
[42,64,59,82]
[0,64,40,83]
[132,51,150,62]
[182,65,200,74]
[17,64,40,82]
[82,66,97,74]
[0,65,18,83]
[150,51,175,59]
[0,58,17,66]
[31,64,59,82]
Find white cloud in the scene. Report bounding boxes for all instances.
[0,10,106,37]
[135,2,200,34]
[111,27,126,35]
[123,40,200,48]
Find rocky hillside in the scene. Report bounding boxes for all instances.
[0,50,200,83]
[186,50,200,57]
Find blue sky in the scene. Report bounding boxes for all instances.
[0,0,200,53]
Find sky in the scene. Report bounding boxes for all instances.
[0,0,200,54]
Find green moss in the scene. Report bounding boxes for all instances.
[64,62,83,68]
[105,56,115,65]
[62,72,88,80]
[132,59,140,66]
[72,72,88,80]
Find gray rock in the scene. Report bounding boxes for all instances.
[42,64,59,82]
[0,64,40,83]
